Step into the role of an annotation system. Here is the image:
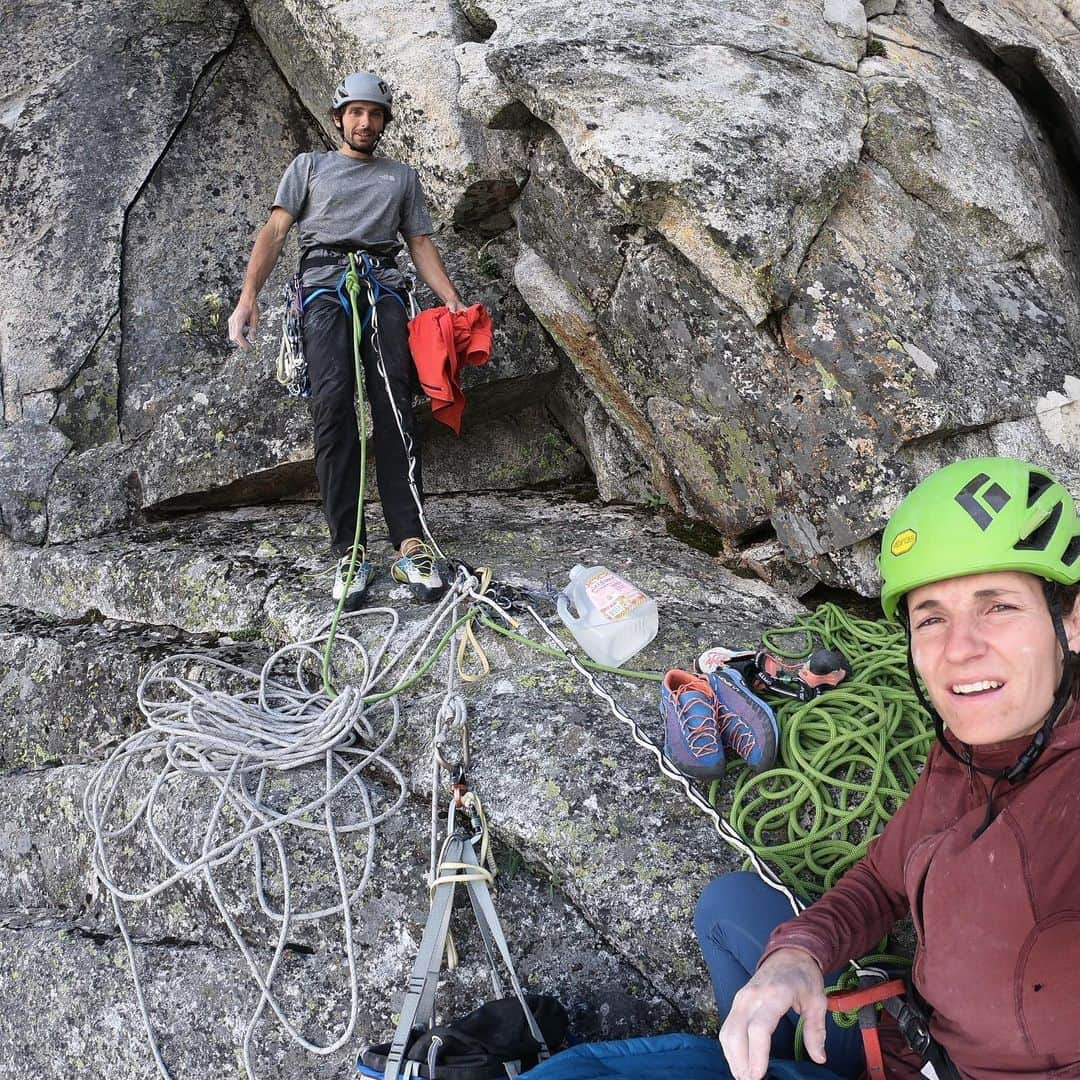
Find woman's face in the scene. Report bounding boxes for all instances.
[908,570,1080,745]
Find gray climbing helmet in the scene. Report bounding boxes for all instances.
[332,72,393,122]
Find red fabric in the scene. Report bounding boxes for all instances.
[762,700,1080,1080]
[407,304,492,434]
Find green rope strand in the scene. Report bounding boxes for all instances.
[320,257,371,698]
[478,614,663,682]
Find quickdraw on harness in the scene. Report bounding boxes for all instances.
[276,273,309,397]
[825,969,962,1080]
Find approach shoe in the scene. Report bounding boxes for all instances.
[332,550,374,611]
[660,669,726,781]
[705,665,779,773]
[391,541,446,602]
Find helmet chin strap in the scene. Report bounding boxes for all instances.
[903,605,1075,786]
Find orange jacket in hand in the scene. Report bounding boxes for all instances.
[407,304,493,434]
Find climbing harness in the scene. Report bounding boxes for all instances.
[821,969,962,1080]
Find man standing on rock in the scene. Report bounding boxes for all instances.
[228,71,466,609]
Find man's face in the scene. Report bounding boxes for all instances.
[337,101,386,155]
[908,570,1078,745]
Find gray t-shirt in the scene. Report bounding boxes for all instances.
[273,151,433,286]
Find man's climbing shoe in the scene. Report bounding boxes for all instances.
[391,540,446,602]
[705,666,779,773]
[660,669,726,780]
[332,550,374,611]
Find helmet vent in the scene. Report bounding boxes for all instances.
[1064,534,1080,569]
[1027,470,1055,507]
[1014,501,1063,552]
[984,482,1010,512]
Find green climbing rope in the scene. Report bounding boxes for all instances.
[710,603,934,898]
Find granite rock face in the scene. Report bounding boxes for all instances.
[4,0,1079,587]
[8,2,1080,1075]
[1,0,581,549]
[0,0,240,419]
[472,0,1080,589]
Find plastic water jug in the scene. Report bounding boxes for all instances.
[556,565,659,668]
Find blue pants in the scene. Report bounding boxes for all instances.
[694,872,864,1078]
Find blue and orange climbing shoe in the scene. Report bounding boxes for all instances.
[705,665,779,772]
[660,669,726,780]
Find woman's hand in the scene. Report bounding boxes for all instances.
[719,947,828,1080]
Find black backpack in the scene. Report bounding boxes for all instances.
[359,995,569,1080]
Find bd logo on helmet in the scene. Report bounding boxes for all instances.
[891,529,917,557]
[955,473,1011,530]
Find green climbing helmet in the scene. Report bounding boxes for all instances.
[879,457,1080,619]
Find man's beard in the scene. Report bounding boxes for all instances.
[344,130,380,155]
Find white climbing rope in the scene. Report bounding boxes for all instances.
[83,575,482,1080]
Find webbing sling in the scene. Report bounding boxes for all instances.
[382,832,550,1080]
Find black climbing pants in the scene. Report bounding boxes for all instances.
[302,289,423,556]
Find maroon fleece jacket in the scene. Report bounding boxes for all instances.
[763,701,1080,1079]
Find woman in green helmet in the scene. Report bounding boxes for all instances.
[710,457,1080,1080]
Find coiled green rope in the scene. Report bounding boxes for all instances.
[710,603,933,898]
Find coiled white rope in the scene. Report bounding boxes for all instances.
[83,581,479,1080]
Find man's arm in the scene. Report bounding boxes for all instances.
[406,234,466,313]
[228,207,295,350]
